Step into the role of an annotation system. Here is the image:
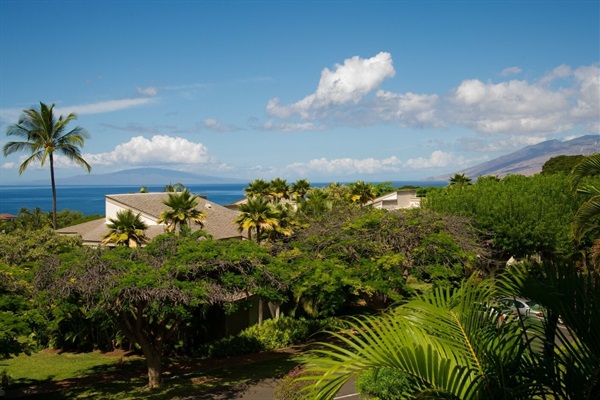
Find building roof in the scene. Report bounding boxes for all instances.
[57,192,245,245]
[0,213,17,220]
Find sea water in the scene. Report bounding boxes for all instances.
[0,181,445,216]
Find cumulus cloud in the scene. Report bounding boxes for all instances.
[264,53,598,139]
[284,151,466,177]
[84,135,213,167]
[449,64,600,136]
[267,52,396,120]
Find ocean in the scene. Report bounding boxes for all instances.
[0,181,445,216]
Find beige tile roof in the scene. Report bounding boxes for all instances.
[57,192,246,245]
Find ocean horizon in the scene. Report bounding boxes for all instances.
[0,181,446,216]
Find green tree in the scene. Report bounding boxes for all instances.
[570,153,600,240]
[102,209,149,248]
[164,182,185,192]
[291,179,311,200]
[425,174,582,262]
[542,154,585,175]
[0,262,39,359]
[36,236,285,388]
[269,177,291,203]
[301,263,600,399]
[449,173,473,187]
[244,179,271,198]
[158,189,206,234]
[3,102,91,229]
[373,181,397,197]
[235,197,279,244]
[348,181,376,205]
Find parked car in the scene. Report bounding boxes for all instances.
[499,297,545,319]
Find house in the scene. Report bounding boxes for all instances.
[56,192,246,246]
[365,189,421,210]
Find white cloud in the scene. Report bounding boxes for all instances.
[404,151,461,169]
[1,162,16,169]
[264,53,598,138]
[284,151,466,177]
[84,135,212,167]
[450,78,573,134]
[260,120,319,132]
[500,66,522,76]
[374,90,440,126]
[202,118,239,133]
[267,52,396,120]
[55,97,157,116]
[137,86,158,96]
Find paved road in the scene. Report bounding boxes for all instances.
[194,377,360,400]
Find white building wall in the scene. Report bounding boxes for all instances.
[105,199,160,226]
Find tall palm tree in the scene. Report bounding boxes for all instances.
[244,179,271,199]
[102,209,149,248]
[291,179,311,200]
[3,102,91,229]
[348,181,376,205]
[235,197,279,244]
[157,189,206,234]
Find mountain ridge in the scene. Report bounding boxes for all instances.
[20,168,246,186]
[431,135,599,181]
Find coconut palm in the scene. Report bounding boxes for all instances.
[269,178,291,203]
[302,277,533,399]
[570,152,600,241]
[235,197,279,244]
[302,262,600,400]
[157,189,206,234]
[164,182,186,192]
[102,209,149,248]
[291,179,311,200]
[348,181,376,205]
[449,173,473,187]
[3,102,91,229]
[244,179,271,199]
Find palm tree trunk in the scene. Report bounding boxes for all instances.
[49,154,57,230]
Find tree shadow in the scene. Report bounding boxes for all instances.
[4,351,300,399]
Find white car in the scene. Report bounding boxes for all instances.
[499,297,545,319]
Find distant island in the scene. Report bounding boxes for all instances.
[17,168,247,186]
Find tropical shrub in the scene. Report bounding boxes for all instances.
[206,316,342,358]
[355,367,415,400]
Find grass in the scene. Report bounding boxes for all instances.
[1,349,307,399]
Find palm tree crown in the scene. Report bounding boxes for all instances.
[291,179,311,200]
[449,173,473,186]
[103,209,149,248]
[244,179,271,198]
[235,197,279,244]
[570,152,600,241]
[3,102,91,229]
[348,181,376,205]
[157,190,206,233]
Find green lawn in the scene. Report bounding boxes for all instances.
[1,349,305,399]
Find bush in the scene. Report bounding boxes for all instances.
[273,366,321,400]
[206,316,344,358]
[356,367,415,400]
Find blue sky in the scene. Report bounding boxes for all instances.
[1,0,598,184]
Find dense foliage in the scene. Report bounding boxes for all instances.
[424,173,586,262]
